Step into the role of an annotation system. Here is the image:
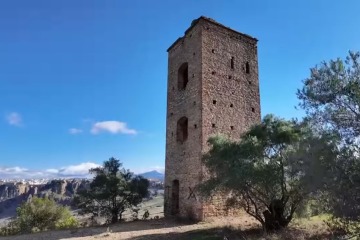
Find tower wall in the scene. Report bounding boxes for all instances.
[164,17,261,220]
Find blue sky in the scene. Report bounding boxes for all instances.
[0,0,359,178]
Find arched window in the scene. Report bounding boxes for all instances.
[245,62,250,74]
[177,117,188,143]
[178,63,189,90]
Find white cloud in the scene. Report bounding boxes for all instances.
[5,112,23,126]
[69,128,83,135]
[57,162,100,176]
[91,121,137,135]
[0,162,101,179]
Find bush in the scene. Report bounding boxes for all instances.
[0,197,78,236]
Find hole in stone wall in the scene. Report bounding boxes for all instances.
[206,27,210,30]
[192,74,195,77]
[212,49,215,53]
[213,100,217,105]
[193,52,196,56]
[230,104,233,108]
[248,81,252,85]
[170,112,173,116]
[189,34,192,38]
[193,101,196,105]
[212,123,216,128]
[231,57,234,69]
[194,124,197,129]
[177,117,188,143]
[178,63,189,90]
[246,62,250,74]
[211,71,216,75]
[228,75,232,79]
[171,132,173,136]
[251,107,255,113]
[230,126,234,130]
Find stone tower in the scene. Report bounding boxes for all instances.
[164,16,261,220]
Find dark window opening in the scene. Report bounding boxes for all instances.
[177,117,188,143]
[178,63,189,90]
[213,100,217,105]
[193,101,196,105]
[171,132,173,136]
[248,81,252,85]
[212,123,216,128]
[228,75,232,79]
[251,107,255,113]
[211,71,216,75]
[230,126,234,130]
[194,124,197,129]
[171,180,180,215]
[212,49,215,53]
[231,57,234,69]
[170,112,173,116]
[232,91,235,95]
[246,62,250,74]
[230,104,233,108]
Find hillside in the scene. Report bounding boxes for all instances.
[139,171,164,180]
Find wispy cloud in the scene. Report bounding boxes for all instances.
[90,121,137,135]
[5,112,23,127]
[0,162,101,179]
[69,128,83,135]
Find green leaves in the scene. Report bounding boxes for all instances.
[199,115,338,231]
[76,157,149,224]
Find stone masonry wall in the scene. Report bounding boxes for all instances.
[165,17,261,220]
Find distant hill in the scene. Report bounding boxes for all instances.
[139,171,164,180]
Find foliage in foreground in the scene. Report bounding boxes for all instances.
[75,157,150,224]
[0,197,78,236]
[199,115,338,232]
[298,51,360,236]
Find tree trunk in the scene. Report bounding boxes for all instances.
[111,209,118,224]
[263,199,290,232]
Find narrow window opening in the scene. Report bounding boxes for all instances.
[211,71,216,75]
[177,117,188,143]
[171,180,180,215]
[230,126,234,130]
[231,57,234,69]
[228,75,232,79]
[232,91,235,95]
[213,100,217,105]
[171,132,173,136]
[212,123,216,128]
[193,52,196,56]
[246,62,250,74]
[248,81,252,85]
[194,124,197,129]
[178,63,189,90]
[230,104,233,108]
[251,107,255,113]
[212,49,215,53]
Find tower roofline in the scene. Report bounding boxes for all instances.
[167,16,258,52]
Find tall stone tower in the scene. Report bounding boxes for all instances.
[164,16,261,220]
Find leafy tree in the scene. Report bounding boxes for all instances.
[298,51,360,142]
[198,115,337,232]
[75,157,149,224]
[298,51,360,235]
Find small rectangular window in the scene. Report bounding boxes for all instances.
[231,57,234,69]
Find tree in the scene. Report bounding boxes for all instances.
[7,197,78,234]
[75,157,149,224]
[298,51,360,236]
[198,115,338,232]
[298,51,360,142]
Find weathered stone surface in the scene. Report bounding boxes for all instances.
[164,16,261,220]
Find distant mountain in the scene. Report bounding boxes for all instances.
[139,171,164,180]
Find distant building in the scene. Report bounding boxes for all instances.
[164,16,261,220]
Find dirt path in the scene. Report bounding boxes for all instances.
[1,216,259,240]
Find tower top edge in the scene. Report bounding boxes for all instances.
[167,16,258,52]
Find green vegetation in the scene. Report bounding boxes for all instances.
[199,115,338,232]
[0,197,78,236]
[75,157,150,224]
[199,51,360,238]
